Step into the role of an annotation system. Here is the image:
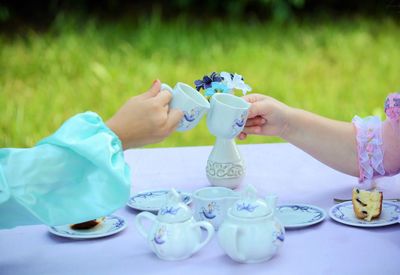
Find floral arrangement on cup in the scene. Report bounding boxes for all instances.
[194,72,252,100]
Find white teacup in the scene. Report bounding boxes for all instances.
[206,93,250,139]
[161,82,210,131]
[192,187,239,230]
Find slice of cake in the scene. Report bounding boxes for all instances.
[70,217,105,230]
[352,188,383,221]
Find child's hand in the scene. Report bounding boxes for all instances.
[238,94,291,140]
[106,80,183,149]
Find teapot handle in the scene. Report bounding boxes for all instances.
[135,211,157,240]
[229,224,247,262]
[190,221,215,254]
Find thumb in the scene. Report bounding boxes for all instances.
[242,94,267,118]
[142,79,161,99]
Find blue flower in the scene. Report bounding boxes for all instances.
[194,72,223,91]
[204,82,230,97]
[204,87,216,97]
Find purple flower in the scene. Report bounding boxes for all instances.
[194,72,222,91]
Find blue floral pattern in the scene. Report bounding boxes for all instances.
[275,204,326,228]
[159,206,180,216]
[236,202,259,213]
[128,190,192,211]
[179,107,203,129]
[231,110,248,136]
[153,225,167,245]
[200,201,218,220]
[273,223,285,244]
[281,205,324,223]
[131,190,168,203]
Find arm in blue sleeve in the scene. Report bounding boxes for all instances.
[0,112,131,228]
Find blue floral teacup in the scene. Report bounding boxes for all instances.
[192,186,240,230]
[161,82,210,131]
[206,93,250,139]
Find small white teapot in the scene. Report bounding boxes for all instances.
[217,185,285,264]
[135,189,214,261]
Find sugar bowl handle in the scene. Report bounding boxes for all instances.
[135,212,157,239]
[190,221,215,254]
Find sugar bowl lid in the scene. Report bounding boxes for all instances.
[230,185,271,218]
[157,189,192,223]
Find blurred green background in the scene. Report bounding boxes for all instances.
[0,1,399,148]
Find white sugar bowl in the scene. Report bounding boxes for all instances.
[135,189,214,261]
[217,185,285,264]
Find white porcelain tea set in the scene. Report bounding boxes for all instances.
[135,185,285,264]
[133,81,284,263]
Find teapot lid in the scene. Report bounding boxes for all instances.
[157,189,192,223]
[230,185,271,218]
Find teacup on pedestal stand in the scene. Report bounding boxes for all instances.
[206,93,250,189]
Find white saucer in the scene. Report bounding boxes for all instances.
[127,189,192,212]
[48,215,126,239]
[329,201,400,227]
[275,204,326,229]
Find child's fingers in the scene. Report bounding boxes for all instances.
[242,126,262,135]
[166,108,183,130]
[245,117,266,127]
[237,132,247,140]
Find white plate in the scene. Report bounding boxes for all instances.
[127,189,192,212]
[329,201,400,227]
[275,204,326,229]
[48,215,126,239]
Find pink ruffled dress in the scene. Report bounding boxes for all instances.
[353,93,400,185]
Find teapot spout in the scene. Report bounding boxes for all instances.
[265,194,278,214]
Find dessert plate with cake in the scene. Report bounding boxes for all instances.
[127,189,192,212]
[48,215,127,239]
[275,204,327,229]
[329,188,400,227]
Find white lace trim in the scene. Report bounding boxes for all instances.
[352,116,384,184]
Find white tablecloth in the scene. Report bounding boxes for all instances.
[1,143,399,275]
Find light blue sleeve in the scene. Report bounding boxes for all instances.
[0,112,131,228]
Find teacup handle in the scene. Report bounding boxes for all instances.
[161,83,174,95]
[190,221,215,254]
[135,212,157,240]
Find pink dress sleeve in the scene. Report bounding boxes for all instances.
[352,93,400,184]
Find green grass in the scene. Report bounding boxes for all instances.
[0,16,399,148]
